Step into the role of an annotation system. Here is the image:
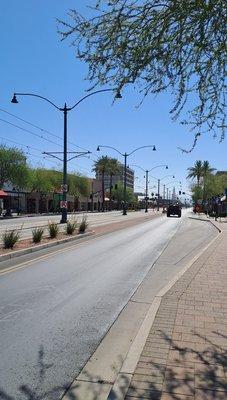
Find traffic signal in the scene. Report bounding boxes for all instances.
[179,191,181,195]
[114,184,118,190]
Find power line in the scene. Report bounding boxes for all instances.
[0,134,92,174]
[0,135,43,153]
[0,108,90,152]
[0,118,63,148]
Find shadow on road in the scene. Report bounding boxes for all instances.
[0,346,129,400]
[1,330,227,399]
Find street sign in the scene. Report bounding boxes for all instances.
[60,201,68,209]
[61,184,68,193]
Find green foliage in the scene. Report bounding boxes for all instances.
[93,156,110,176]
[78,215,88,234]
[28,168,62,193]
[188,161,226,202]
[58,0,226,148]
[0,145,30,189]
[112,182,136,203]
[68,174,90,198]
[32,227,44,243]
[48,222,59,238]
[2,230,20,249]
[65,219,77,235]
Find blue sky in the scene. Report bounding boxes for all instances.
[1,1,226,198]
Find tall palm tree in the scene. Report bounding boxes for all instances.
[107,158,121,210]
[187,160,203,186]
[93,156,110,212]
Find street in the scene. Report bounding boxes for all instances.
[0,210,218,400]
[0,210,156,242]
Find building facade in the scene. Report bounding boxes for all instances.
[96,162,134,191]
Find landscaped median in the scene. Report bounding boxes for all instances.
[0,217,92,262]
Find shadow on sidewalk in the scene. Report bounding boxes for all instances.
[126,330,227,399]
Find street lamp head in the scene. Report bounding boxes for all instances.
[115,89,122,99]
[153,145,156,151]
[97,145,100,151]
[11,94,18,104]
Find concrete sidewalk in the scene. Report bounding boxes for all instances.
[124,222,227,399]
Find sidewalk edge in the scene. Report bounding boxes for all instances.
[107,231,221,400]
[188,215,222,233]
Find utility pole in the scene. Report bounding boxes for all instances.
[145,170,149,213]
[157,179,160,211]
[123,153,127,215]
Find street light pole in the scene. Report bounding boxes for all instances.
[11,88,121,223]
[145,170,149,213]
[131,164,168,213]
[62,104,68,223]
[97,145,156,215]
[123,153,127,215]
[157,179,160,211]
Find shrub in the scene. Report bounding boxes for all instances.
[32,227,44,243]
[48,222,59,238]
[65,220,77,235]
[2,230,20,249]
[78,216,88,234]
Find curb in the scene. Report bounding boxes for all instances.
[188,215,222,233]
[61,218,221,400]
[0,231,94,262]
[106,230,222,400]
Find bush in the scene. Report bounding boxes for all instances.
[65,220,77,235]
[32,227,44,243]
[78,216,88,234]
[3,230,20,249]
[48,222,59,238]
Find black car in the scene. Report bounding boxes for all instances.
[167,204,181,218]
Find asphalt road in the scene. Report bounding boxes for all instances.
[0,211,217,399]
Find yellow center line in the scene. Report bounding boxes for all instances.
[0,237,99,277]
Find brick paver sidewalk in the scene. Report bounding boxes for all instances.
[125,224,227,399]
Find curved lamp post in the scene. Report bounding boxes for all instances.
[131,164,168,212]
[97,145,156,215]
[165,180,181,202]
[11,89,122,223]
[148,174,175,211]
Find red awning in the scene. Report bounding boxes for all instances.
[0,190,8,197]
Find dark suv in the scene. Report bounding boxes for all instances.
[167,204,181,218]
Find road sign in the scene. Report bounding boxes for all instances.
[60,201,68,209]
[61,184,68,193]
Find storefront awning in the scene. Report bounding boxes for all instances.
[0,190,8,197]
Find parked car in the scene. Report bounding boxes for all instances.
[167,204,181,218]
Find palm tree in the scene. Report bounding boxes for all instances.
[187,160,203,186]
[107,158,121,210]
[93,156,110,212]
